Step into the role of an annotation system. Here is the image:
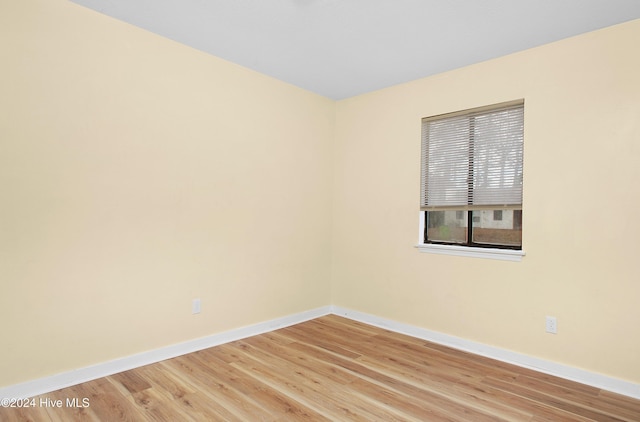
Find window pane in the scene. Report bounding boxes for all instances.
[472,210,522,247]
[426,211,467,244]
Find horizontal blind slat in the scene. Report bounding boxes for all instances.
[420,101,523,210]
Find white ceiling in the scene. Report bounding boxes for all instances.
[71,0,640,100]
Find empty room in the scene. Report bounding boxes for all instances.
[2,0,640,420]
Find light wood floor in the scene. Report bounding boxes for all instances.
[2,315,639,421]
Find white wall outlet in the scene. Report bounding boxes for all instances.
[545,316,557,334]
[192,298,201,314]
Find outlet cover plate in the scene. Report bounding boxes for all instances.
[545,316,557,334]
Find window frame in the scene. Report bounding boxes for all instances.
[423,209,522,250]
[417,100,525,260]
[417,212,525,262]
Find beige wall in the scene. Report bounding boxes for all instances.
[0,0,333,387]
[331,20,640,383]
[2,0,639,390]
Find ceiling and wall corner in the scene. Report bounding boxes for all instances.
[69,0,640,100]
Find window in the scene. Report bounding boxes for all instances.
[419,101,524,252]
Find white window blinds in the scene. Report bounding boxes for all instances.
[420,101,524,211]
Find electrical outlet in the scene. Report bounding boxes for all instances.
[545,316,557,334]
[192,298,201,314]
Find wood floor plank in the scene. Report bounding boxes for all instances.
[72,378,147,422]
[2,315,639,421]
[352,355,524,422]
[599,390,640,416]
[280,324,530,421]
[239,335,359,386]
[283,338,509,421]
[187,348,327,420]
[516,374,640,421]
[129,387,199,422]
[45,385,100,422]
[109,370,153,395]
[345,377,459,422]
[195,352,323,420]
[454,376,594,422]
[224,342,407,421]
[278,324,363,359]
[482,375,630,422]
[0,404,53,422]
[164,353,272,421]
[135,361,198,401]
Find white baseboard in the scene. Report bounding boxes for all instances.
[330,305,640,400]
[2,304,639,401]
[0,306,331,400]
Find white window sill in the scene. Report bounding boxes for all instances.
[415,243,525,262]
